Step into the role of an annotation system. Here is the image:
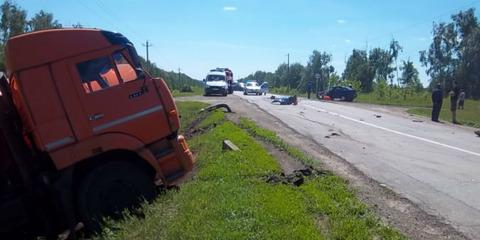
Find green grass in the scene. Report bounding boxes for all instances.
[408,100,480,128]
[238,117,315,166]
[238,117,404,239]
[97,102,404,240]
[175,101,209,133]
[172,86,203,97]
[355,92,432,107]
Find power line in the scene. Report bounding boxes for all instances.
[142,41,153,63]
[81,0,175,69]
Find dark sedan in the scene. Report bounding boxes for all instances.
[317,86,357,102]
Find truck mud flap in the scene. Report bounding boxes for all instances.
[0,193,29,233]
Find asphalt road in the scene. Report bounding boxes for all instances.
[234,92,480,239]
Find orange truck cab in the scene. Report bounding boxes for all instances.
[0,29,193,237]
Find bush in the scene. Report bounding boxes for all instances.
[180,85,193,92]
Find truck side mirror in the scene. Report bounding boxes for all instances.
[136,68,146,80]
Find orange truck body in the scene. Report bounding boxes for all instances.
[0,29,193,237]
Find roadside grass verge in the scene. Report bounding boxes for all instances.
[175,101,209,133]
[355,92,432,107]
[408,100,480,128]
[238,117,404,239]
[238,117,315,166]
[172,86,203,97]
[97,102,404,240]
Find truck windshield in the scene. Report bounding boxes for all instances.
[207,75,225,81]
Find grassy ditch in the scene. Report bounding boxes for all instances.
[171,86,203,97]
[407,100,480,128]
[97,102,403,240]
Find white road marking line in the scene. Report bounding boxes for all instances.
[303,104,480,157]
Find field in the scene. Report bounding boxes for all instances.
[355,92,432,107]
[97,101,403,240]
[355,92,479,128]
[171,86,203,97]
[407,100,480,128]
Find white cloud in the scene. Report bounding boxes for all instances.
[223,6,237,11]
[344,39,351,43]
[337,19,347,24]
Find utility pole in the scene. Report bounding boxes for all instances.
[287,53,290,90]
[142,40,153,71]
[178,68,181,90]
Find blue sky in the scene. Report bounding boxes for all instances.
[19,0,480,85]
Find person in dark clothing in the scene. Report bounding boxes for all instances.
[431,84,443,122]
[306,81,313,99]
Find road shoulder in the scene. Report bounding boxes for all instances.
[177,94,470,240]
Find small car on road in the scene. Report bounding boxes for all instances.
[244,81,262,95]
[317,86,357,102]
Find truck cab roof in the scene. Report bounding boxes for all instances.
[5,29,129,75]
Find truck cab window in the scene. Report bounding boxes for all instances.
[113,52,138,83]
[77,56,120,94]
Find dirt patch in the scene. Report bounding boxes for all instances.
[182,94,469,240]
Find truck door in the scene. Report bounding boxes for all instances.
[69,48,171,142]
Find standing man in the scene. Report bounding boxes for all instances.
[431,83,443,122]
[458,89,466,110]
[306,80,313,99]
[449,85,460,124]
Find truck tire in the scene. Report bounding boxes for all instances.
[76,161,155,233]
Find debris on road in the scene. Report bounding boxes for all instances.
[475,130,480,137]
[266,166,328,187]
[412,119,424,123]
[271,95,298,105]
[374,114,382,118]
[200,103,232,113]
[223,139,240,151]
[325,132,340,138]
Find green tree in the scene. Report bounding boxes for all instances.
[27,10,62,31]
[369,47,394,84]
[303,50,333,92]
[389,38,403,85]
[420,8,480,98]
[0,0,27,43]
[419,22,457,91]
[72,22,83,28]
[0,1,27,70]
[453,9,480,99]
[343,49,374,92]
[400,60,422,91]
[274,63,289,88]
[288,63,304,89]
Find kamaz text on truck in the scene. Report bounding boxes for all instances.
[0,28,194,238]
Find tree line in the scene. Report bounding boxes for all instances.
[239,8,480,99]
[0,0,200,91]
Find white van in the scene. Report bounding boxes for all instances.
[204,72,228,96]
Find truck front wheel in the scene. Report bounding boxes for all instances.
[76,161,155,233]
